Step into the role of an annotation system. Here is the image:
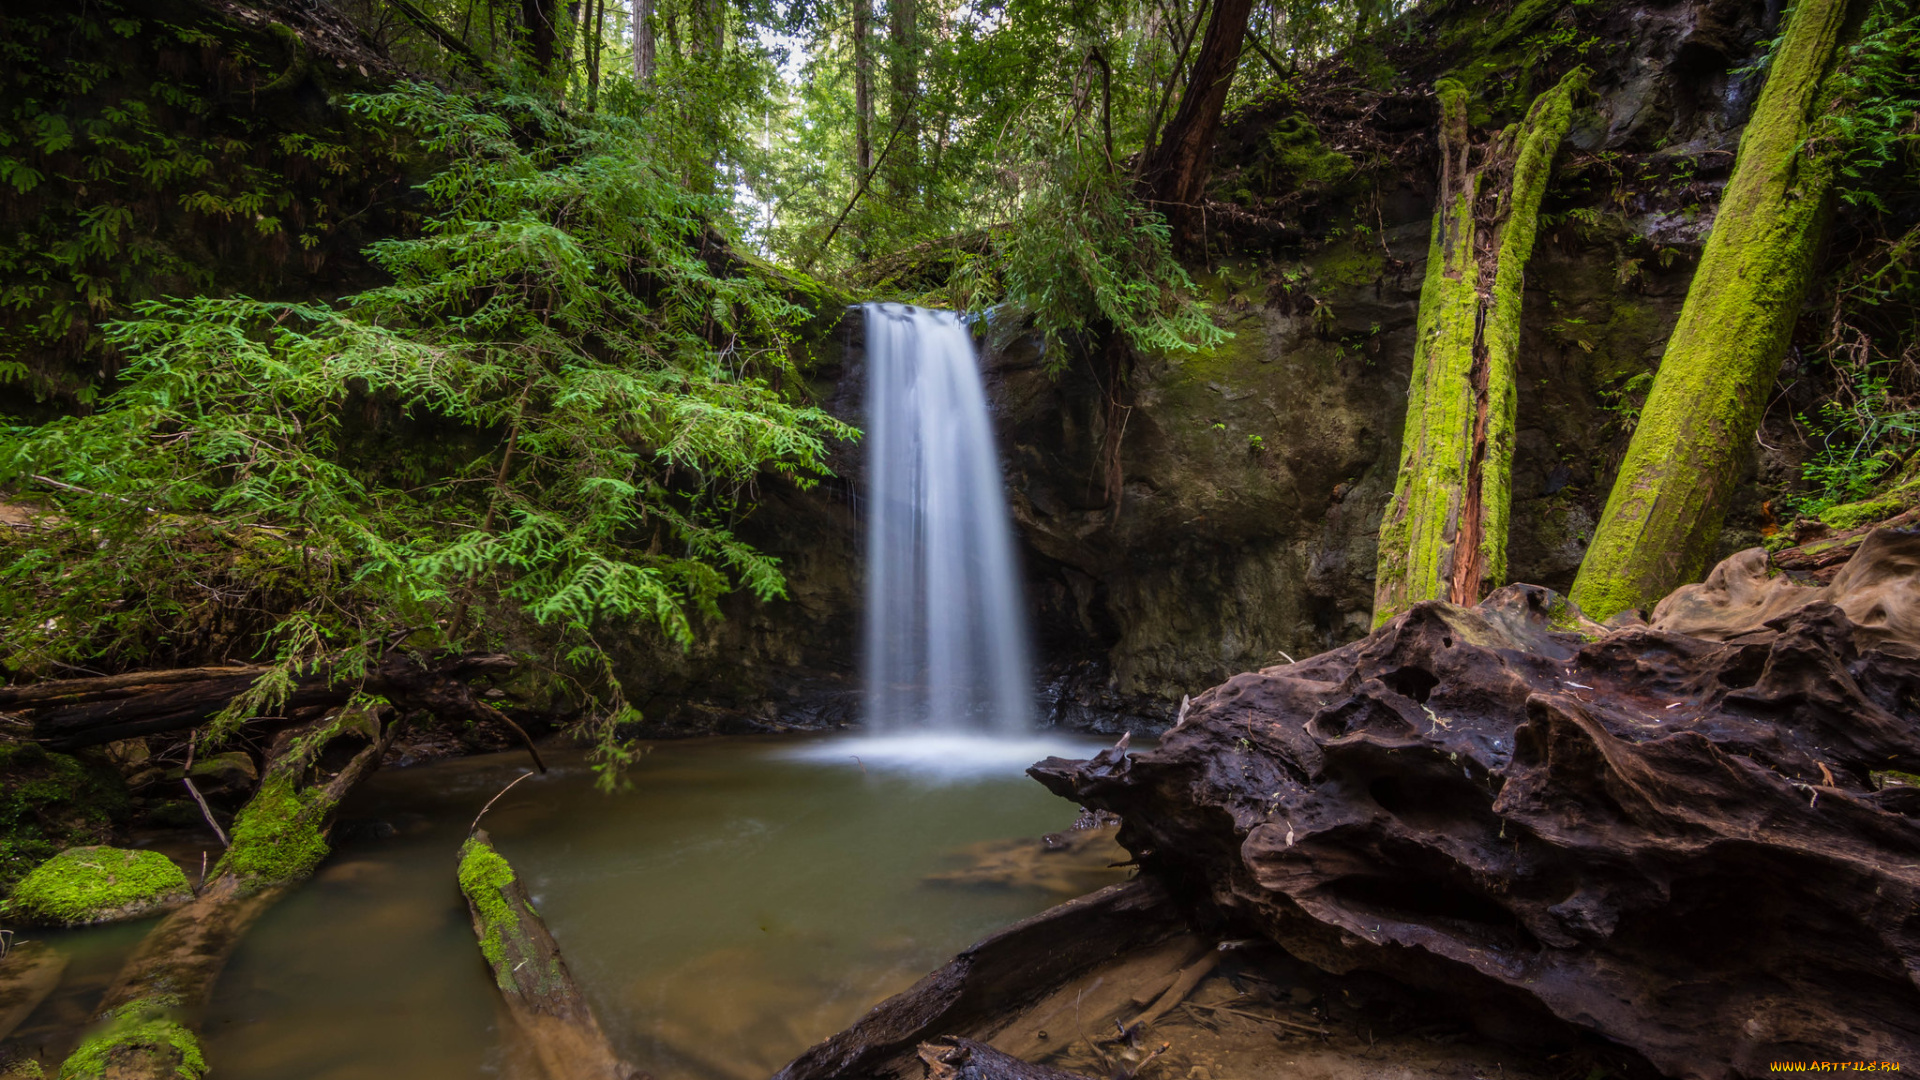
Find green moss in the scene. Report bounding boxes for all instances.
[458,834,564,996]
[211,774,330,887]
[1818,495,1907,530]
[0,743,130,897]
[1571,0,1858,620]
[3,846,190,927]
[56,996,207,1080]
[1374,71,1581,626]
[1873,770,1920,789]
[1258,115,1356,189]
[458,836,521,975]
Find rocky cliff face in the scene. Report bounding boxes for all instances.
[610,0,1818,736]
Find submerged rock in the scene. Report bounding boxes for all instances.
[1030,535,1920,1078]
[2,846,190,927]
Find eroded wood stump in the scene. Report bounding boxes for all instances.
[1032,533,1920,1079]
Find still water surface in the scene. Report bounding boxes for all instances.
[18,734,1113,1080]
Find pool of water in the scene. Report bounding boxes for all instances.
[7,733,1117,1080]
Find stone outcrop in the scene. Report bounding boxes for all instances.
[1030,533,1920,1078]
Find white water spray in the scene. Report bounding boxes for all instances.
[860,303,1035,734]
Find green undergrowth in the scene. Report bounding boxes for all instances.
[56,996,206,1080]
[3,846,189,926]
[0,742,128,897]
[0,0,408,406]
[0,83,856,784]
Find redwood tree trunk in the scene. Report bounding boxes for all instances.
[521,0,559,70]
[885,0,920,200]
[1373,69,1585,626]
[1140,0,1253,247]
[1569,0,1864,620]
[632,0,654,82]
[853,0,873,176]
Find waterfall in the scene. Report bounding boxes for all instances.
[861,303,1035,734]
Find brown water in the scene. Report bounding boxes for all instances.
[7,733,1118,1080]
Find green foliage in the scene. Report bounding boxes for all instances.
[0,85,854,777]
[1791,356,1920,518]
[1821,0,1920,212]
[930,150,1227,365]
[3,846,190,927]
[0,0,402,404]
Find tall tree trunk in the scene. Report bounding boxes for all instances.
[1569,0,1862,621]
[632,0,654,82]
[520,0,559,70]
[885,0,920,200]
[853,0,873,175]
[1140,0,1252,247]
[56,706,396,1080]
[586,0,604,110]
[1373,69,1585,627]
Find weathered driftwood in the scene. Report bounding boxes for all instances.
[4,651,522,753]
[457,830,642,1080]
[58,704,396,1080]
[1034,536,1920,1079]
[1770,505,1920,580]
[773,877,1180,1080]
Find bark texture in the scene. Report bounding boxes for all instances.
[2,652,519,751]
[1569,0,1861,620]
[1034,535,1920,1079]
[458,830,642,1080]
[1373,69,1584,628]
[632,0,654,82]
[1140,0,1254,246]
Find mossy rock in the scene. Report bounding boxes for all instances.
[0,742,131,897]
[2,846,192,927]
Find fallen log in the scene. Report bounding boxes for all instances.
[5,651,520,752]
[457,830,642,1080]
[1032,535,1920,1079]
[57,701,396,1080]
[773,877,1181,1080]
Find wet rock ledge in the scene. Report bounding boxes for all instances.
[1030,531,1920,1079]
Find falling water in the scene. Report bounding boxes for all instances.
[861,302,1035,735]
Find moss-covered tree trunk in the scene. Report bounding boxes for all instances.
[1372,69,1585,627]
[458,830,640,1080]
[1569,0,1861,620]
[56,705,393,1080]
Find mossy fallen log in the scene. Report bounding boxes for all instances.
[2,652,523,755]
[1372,68,1584,627]
[457,830,642,1080]
[56,704,394,1080]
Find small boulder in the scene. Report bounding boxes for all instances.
[2,847,192,927]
